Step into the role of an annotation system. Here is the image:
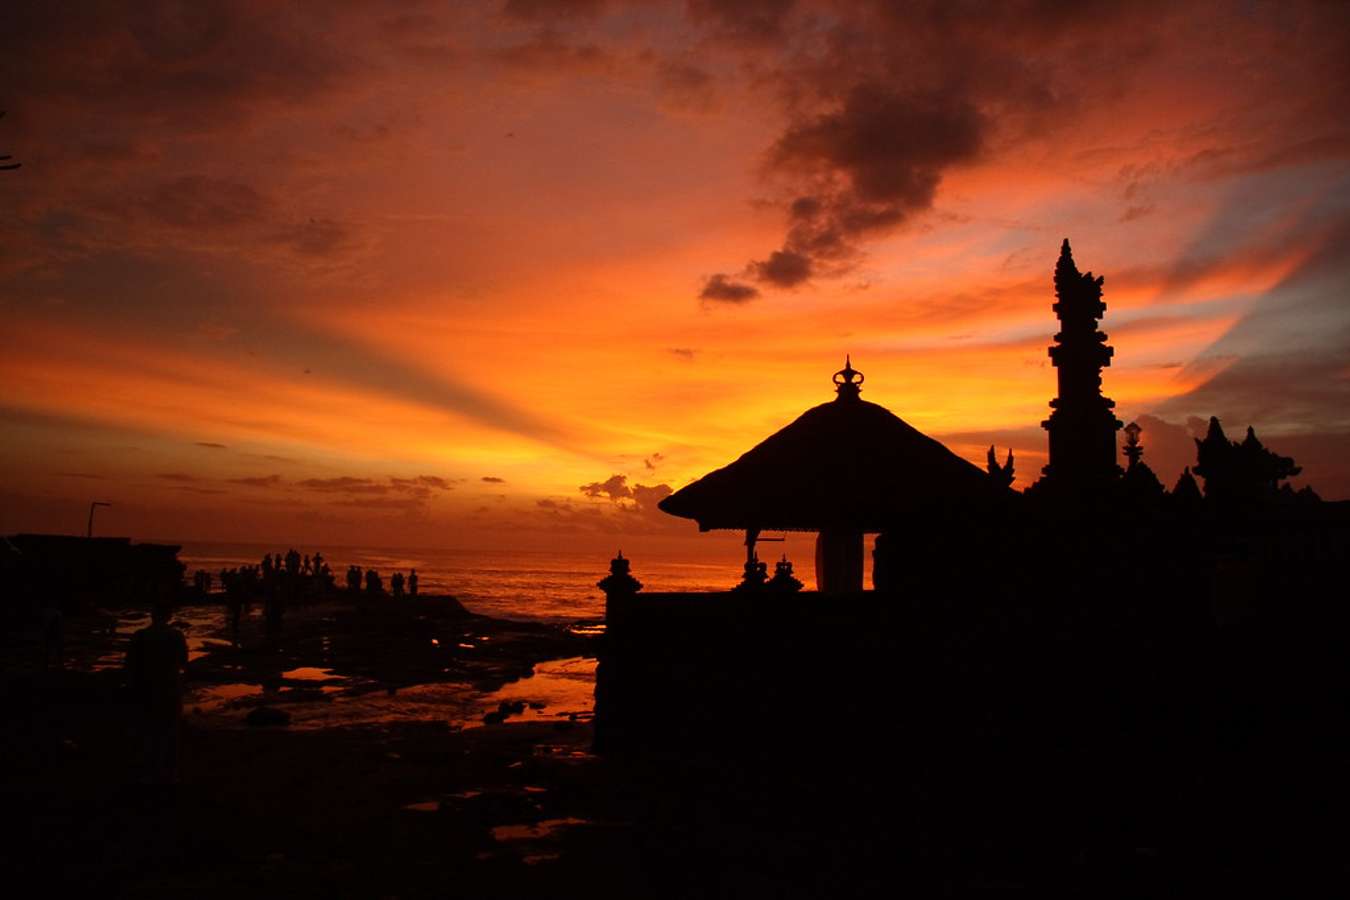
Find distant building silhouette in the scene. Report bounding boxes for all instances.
[1194,416,1302,508]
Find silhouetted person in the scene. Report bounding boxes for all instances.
[346,564,361,595]
[313,551,324,576]
[285,548,301,577]
[302,554,312,576]
[365,568,382,596]
[408,569,418,597]
[240,565,258,612]
[125,602,188,785]
[224,573,244,642]
[265,568,286,635]
[391,571,405,598]
[262,553,274,581]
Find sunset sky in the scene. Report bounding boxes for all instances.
[3,1,1348,553]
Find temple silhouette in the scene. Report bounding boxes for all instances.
[1039,239,1123,490]
[657,355,1011,592]
[595,240,1350,873]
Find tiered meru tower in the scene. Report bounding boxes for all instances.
[1040,239,1122,490]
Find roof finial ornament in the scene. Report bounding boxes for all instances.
[832,355,864,400]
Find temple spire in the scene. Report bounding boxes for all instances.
[1039,238,1122,491]
[833,355,864,400]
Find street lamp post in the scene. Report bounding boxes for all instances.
[87,501,111,538]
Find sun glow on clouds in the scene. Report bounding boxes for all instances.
[3,0,1350,547]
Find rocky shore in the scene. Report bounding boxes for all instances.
[1,594,621,896]
[6,590,1339,897]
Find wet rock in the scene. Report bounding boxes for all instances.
[245,706,291,727]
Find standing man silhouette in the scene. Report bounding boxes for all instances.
[125,602,188,785]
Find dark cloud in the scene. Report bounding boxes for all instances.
[141,176,270,230]
[228,474,282,488]
[173,485,225,495]
[378,13,460,70]
[668,347,697,360]
[580,474,632,500]
[332,495,428,511]
[0,1,367,133]
[687,0,1291,299]
[503,0,609,21]
[700,274,759,303]
[58,472,104,479]
[656,61,719,112]
[644,452,664,470]
[491,29,615,74]
[579,473,673,518]
[630,481,673,512]
[156,472,200,482]
[481,476,506,483]
[1187,133,1350,181]
[685,0,797,44]
[745,85,984,287]
[751,248,812,287]
[297,476,388,494]
[274,218,356,257]
[1119,204,1155,223]
[130,179,358,260]
[295,474,459,498]
[195,441,227,449]
[391,475,456,491]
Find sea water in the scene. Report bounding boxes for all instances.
[178,538,863,622]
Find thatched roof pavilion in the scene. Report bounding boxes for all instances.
[658,359,1009,590]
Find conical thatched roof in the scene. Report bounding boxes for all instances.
[658,362,1007,532]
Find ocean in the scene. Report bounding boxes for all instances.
[178,538,862,622]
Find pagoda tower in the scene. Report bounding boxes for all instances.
[1040,239,1122,489]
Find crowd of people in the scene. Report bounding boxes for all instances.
[191,551,424,641]
[210,549,335,639]
[127,552,428,787]
[344,564,418,598]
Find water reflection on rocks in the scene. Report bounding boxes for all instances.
[8,591,624,896]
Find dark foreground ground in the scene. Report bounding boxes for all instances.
[4,593,1347,898]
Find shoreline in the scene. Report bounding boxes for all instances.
[3,589,612,893]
